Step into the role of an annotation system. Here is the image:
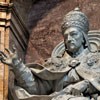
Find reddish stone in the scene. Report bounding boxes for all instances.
[25,0,100,63]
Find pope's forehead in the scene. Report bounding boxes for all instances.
[64,27,81,35]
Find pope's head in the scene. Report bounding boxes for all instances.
[61,7,90,53]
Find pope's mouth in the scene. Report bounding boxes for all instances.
[67,43,75,47]
[69,42,75,45]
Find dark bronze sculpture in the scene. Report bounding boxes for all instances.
[0,7,100,100]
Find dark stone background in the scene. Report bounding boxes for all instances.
[25,0,100,64]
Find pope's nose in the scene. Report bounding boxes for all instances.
[67,35,74,42]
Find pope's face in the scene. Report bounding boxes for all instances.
[63,27,84,52]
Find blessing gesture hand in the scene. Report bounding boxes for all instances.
[0,46,19,67]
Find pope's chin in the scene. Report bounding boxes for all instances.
[67,44,77,53]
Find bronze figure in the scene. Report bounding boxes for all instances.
[0,7,100,100]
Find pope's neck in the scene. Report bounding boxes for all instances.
[67,45,85,58]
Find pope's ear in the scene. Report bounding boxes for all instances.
[82,37,84,43]
[82,34,86,44]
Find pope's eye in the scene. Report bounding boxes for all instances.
[71,32,77,37]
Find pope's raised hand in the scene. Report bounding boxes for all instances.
[0,46,19,67]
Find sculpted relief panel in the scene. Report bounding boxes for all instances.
[1,7,100,100]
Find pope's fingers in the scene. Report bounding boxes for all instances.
[12,45,17,53]
[5,48,13,55]
[1,59,9,65]
[0,51,7,58]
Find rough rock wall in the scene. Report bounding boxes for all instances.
[25,0,100,64]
